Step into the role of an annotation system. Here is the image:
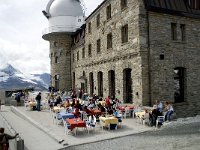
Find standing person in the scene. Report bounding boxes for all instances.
[15,93,21,106]
[0,127,18,150]
[35,92,42,111]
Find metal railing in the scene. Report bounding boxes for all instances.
[42,25,81,35]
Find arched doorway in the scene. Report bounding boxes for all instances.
[97,71,103,97]
[89,72,94,96]
[123,68,132,103]
[108,70,115,99]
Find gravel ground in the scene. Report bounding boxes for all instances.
[66,115,200,150]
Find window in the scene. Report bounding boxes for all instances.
[174,67,185,103]
[106,4,111,20]
[72,54,75,62]
[55,56,58,63]
[82,47,85,58]
[77,51,79,61]
[97,39,101,53]
[180,24,186,41]
[121,24,128,43]
[96,14,100,27]
[188,0,200,10]
[121,0,127,10]
[88,44,92,57]
[171,23,177,41]
[88,22,91,34]
[53,42,58,47]
[78,19,81,22]
[107,33,112,49]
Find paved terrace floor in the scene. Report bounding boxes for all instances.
[13,106,153,147]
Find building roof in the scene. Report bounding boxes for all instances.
[144,0,200,19]
[45,0,84,17]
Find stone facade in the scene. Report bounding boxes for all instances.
[45,0,200,117]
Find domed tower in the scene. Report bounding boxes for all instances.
[42,0,85,91]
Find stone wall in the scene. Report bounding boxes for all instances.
[49,33,72,91]
[138,0,200,117]
[71,0,144,104]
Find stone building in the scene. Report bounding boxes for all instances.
[43,0,200,117]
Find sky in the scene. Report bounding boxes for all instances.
[0,0,103,74]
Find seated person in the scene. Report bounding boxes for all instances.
[156,100,163,116]
[113,109,121,118]
[63,100,71,108]
[73,106,80,118]
[165,101,174,121]
[98,104,106,113]
[149,105,160,126]
[54,96,62,106]
[75,100,82,110]
[84,106,93,116]
[71,99,76,108]
[107,107,114,115]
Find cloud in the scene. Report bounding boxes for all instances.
[0,0,103,74]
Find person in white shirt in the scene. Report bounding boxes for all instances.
[165,101,174,121]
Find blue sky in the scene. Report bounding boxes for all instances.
[0,0,103,74]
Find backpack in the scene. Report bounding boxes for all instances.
[0,135,7,144]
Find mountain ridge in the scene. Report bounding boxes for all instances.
[0,64,50,91]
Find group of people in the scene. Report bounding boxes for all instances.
[47,91,124,123]
[149,100,174,126]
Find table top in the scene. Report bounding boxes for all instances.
[53,106,65,113]
[99,116,118,126]
[59,112,74,119]
[66,118,86,130]
[92,109,102,115]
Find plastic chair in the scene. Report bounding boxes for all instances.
[86,115,96,134]
[156,116,165,128]
[123,107,131,118]
[62,118,73,135]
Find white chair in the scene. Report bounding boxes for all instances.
[156,116,165,128]
[86,115,96,134]
[62,118,73,135]
[123,107,131,118]
[53,112,62,125]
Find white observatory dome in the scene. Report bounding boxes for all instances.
[48,0,84,17]
[43,0,85,35]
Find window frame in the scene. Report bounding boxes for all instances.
[97,39,101,53]
[106,4,111,20]
[121,24,129,43]
[107,33,113,49]
[171,23,177,41]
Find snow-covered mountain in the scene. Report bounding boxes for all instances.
[0,64,50,90]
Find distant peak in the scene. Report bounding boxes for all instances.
[0,63,21,75]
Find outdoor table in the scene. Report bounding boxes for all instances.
[92,109,102,115]
[66,118,86,131]
[53,106,64,113]
[118,106,134,112]
[59,112,75,120]
[99,116,118,127]
[28,101,37,107]
[135,110,146,118]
